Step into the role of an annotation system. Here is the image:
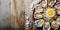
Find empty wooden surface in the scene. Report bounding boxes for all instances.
[0,0,34,30]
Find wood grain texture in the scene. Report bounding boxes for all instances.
[0,0,40,30]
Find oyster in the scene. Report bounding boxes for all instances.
[42,0,47,8]
[43,22,50,30]
[38,19,44,27]
[35,8,44,13]
[34,13,43,19]
[51,21,59,29]
[54,2,60,10]
[57,11,60,15]
[48,1,55,7]
[56,17,60,25]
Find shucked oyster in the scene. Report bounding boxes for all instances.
[57,11,60,15]
[34,19,44,27]
[54,2,60,10]
[48,1,55,7]
[56,17,60,25]
[35,8,44,13]
[42,0,47,8]
[38,19,44,27]
[43,22,50,30]
[34,13,43,19]
[51,20,59,29]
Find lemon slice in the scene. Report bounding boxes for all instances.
[46,9,55,17]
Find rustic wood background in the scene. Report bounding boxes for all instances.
[0,0,33,30]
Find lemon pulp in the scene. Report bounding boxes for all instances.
[46,9,55,17]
